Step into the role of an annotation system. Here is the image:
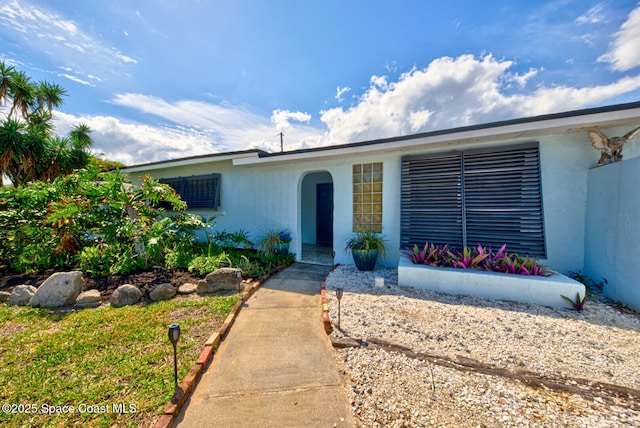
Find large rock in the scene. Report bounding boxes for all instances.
[0,290,11,303]
[7,285,37,306]
[178,282,198,294]
[110,284,142,307]
[29,271,83,308]
[149,283,177,301]
[197,268,242,295]
[76,289,102,309]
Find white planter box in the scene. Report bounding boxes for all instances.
[398,257,585,309]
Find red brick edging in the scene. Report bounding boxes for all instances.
[154,265,287,428]
[321,264,340,335]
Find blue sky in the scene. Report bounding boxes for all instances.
[1,0,639,165]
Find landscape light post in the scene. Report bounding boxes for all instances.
[335,287,344,329]
[168,323,180,390]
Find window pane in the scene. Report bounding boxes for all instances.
[352,163,383,232]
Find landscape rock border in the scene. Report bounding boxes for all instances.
[1,269,244,310]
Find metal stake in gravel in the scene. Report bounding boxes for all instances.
[168,323,181,390]
[336,287,344,329]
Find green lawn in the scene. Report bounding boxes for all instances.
[0,294,239,427]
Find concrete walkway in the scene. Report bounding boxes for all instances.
[174,263,356,427]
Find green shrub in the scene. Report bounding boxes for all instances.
[0,166,187,274]
[188,252,232,275]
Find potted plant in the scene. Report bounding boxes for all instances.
[258,229,292,254]
[345,230,386,271]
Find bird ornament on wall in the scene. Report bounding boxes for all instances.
[588,126,640,167]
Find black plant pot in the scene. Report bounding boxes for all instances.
[351,249,379,271]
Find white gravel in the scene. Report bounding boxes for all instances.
[325,265,640,428]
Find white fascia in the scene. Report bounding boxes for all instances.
[123,151,262,173]
[232,107,640,166]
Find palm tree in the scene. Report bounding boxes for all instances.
[41,135,71,181]
[36,80,67,114]
[0,119,27,183]
[69,123,94,150]
[0,61,15,107]
[7,70,35,120]
[0,118,53,185]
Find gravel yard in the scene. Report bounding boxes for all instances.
[325,265,640,427]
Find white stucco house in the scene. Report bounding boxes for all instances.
[123,102,640,311]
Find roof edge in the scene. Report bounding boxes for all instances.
[122,149,267,172]
[258,101,640,159]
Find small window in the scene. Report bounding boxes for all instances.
[160,173,221,209]
[353,162,383,233]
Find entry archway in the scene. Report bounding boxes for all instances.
[300,171,334,265]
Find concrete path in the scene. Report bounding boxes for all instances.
[174,263,356,427]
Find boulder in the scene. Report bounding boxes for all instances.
[7,285,37,306]
[76,289,102,309]
[110,284,142,307]
[178,282,198,294]
[29,271,83,308]
[149,283,177,301]
[0,290,11,303]
[197,268,242,295]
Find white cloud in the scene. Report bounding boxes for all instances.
[506,67,540,88]
[57,73,94,86]
[576,3,606,24]
[335,86,350,103]
[318,54,640,145]
[319,54,512,144]
[598,6,640,71]
[40,48,640,166]
[116,54,138,64]
[53,111,226,165]
[270,109,312,132]
[95,53,640,163]
[51,95,322,164]
[0,0,138,80]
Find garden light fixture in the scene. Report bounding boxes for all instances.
[168,323,180,389]
[335,287,344,330]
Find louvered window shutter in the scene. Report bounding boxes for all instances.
[160,174,221,210]
[401,151,464,249]
[401,143,546,257]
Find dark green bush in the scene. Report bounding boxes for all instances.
[0,167,295,276]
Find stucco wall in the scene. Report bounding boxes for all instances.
[537,133,595,274]
[584,155,640,312]
[127,125,637,274]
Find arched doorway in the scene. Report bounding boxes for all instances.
[300,171,334,265]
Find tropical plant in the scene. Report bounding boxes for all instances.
[188,252,232,275]
[0,61,15,105]
[344,230,387,255]
[35,80,67,114]
[0,62,94,185]
[561,292,587,311]
[0,166,187,274]
[213,229,254,249]
[402,242,451,266]
[568,271,607,294]
[258,229,292,254]
[404,242,548,276]
[448,244,490,270]
[7,69,34,120]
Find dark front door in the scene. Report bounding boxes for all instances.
[316,183,333,247]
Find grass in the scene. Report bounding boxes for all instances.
[0,294,239,427]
